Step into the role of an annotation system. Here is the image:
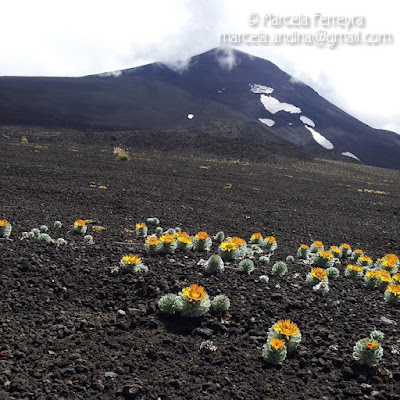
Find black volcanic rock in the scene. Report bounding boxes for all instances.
[0,47,399,169]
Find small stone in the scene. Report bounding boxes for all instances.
[380,316,396,325]
[104,371,118,378]
[117,309,126,316]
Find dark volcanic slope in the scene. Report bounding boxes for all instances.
[1,130,400,399]
[1,48,400,169]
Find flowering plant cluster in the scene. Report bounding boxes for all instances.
[158,284,230,317]
[0,219,12,239]
[353,331,384,366]
[263,319,301,365]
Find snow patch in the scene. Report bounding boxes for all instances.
[342,152,360,161]
[259,118,275,127]
[305,126,334,150]
[300,115,315,127]
[99,70,122,78]
[250,84,274,94]
[260,95,301,114]
[187,114,194,120]
[288,123,293,126]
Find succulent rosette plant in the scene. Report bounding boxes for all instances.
[0,219,12,238]
[218,241,239,261]
[353,338,383,366]
[305,267,328,286]
[272,261,287,276]
[384,283,400,304]
[262,236,277,252]
[311,251,335,268]
[376,270,393,292]
[364,269,381,289]
[176,232,193,252]
[356,255,373,269]
[345,264,363,279]
[73,219,87,234]
[120,254,148,274]
[227,236,247,257]
[158,294,179,315]
[340,243,352,258]
[238,259,255,275]
[262,338,287,365]
[211,295,230,313]
[159,234,177,254]
[192,231,212,252]
[175,284,211,317]
[297,244,310,259]
[351,249,364,262]
[249,232,263,244]
[135,222,148,237]
[376,253,399,274]
[268,319,301,353]
[309,240,324,253]
[204,255,224,274]
[145,235,161,255]
[330,246,342,258]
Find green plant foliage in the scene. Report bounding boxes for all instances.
[158,294,179,315]
[353,338,383,366]
[238,259,254,275]
[272,261,288,277]
[211,295,230,313]
[205,255,224,274]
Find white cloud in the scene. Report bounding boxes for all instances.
[0,0,399,133]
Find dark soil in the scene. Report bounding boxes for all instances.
[1,129,400,399]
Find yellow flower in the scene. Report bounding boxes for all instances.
[366,341,379,351]
[318,251,334,260]
[270,338,286,351]
[354,249,363,255]
[377,270,392,283]
[387,283,400,296]
[330,246,341,254]
[181,284,207,302]
[136,222,146,229]
[273,319,300,339]
[365,270,381,278]
[229,236,246,247]
[74,219,86,227]
[311,268,328,281]
[220,241,238,251]
[146,236,160,246]
[346,264,363,272]
[0,219,9,227]
[160,234,175,244]
[359,255,373,264]
[300,244,308,249]
[251,232,262,240]
[196,231,209,240]
[384,253,399,263]
[392,273,400,282]
[176,231,189,238]
[121,254,142,265]
[341,243,351,249]
[382,253,399,268]
[177,236,192,244]
[264,236,276,244]
[313,241,324,248]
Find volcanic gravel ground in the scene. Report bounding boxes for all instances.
[1,133,400,399]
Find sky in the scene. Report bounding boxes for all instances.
[1,0,399,133]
